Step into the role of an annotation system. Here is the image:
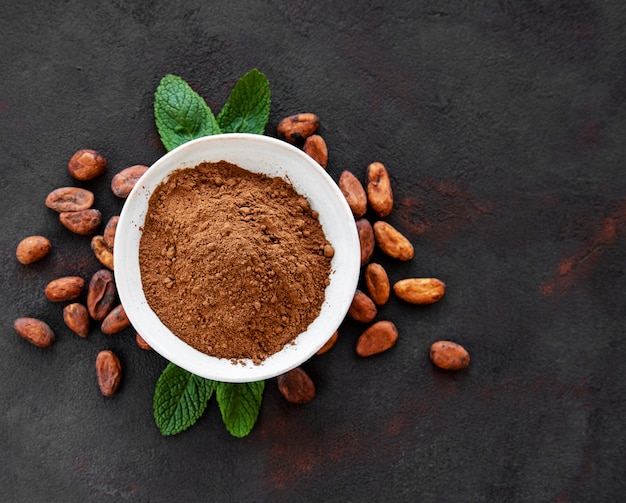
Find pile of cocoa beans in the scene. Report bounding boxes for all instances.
[276,113,470,405]
[13,149,150,397]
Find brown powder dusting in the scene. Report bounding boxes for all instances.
[138,161,333,364]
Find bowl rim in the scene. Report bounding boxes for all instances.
[114,133,360,382]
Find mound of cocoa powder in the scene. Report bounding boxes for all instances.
[138,160,333,364]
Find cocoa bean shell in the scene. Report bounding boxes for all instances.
[347,290,377,323]
[59,209,102,235]
[364,263,391,306]
[45,276,85,302]
[372,221,414,261]
[45,187,94,212]
[91,235,114,270]
[95,350,122,397]
[103,215,119,249]
[111,165,149,198]
[14,317,55,348]
[366,161,393,217]
[63,303,90,337]
[356,218,375,266]
[393,278,446,305]
[356,320,398,357]
[87,269,117,321]
[430,341,470,370]
[68,149,107,181]
[276,113,319,144]
[339,170,367,218]
[277,367,316,404]
[16,235,51,265]
[303,134,328,168]
[101,304,130,334]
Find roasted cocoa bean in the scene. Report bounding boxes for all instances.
[87,269,117,321]
[339,170,367,218]
[303,134,328,168]
[101,304,130,334]
[45,276,84,302]
[430,341,470,370]
[355,320,398,357]
[68,149,107,181]
[348,290,377,323]
[91,235,114,270]
[276,113,319,144]
[316,330,339,355]
[111,165,149,198]
[135,333,151,350]
[14,317,55,348]
[59,209,102,235]
[356,218,375,266]
[95,350,122,397]
[103,215,119,249]
[393,278,446,305]
[373,221,414,261]
[366,161,393,217]
[16,235,51,265]
[364,263,391,306]
[277,367,316,404]
[63,303,90,337]
[45,187,94,212]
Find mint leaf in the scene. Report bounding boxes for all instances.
[217,69,271,134]
[154,74,221,151]
[153,363,217,436]
[216,381,265,438]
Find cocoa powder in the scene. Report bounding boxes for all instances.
[138,161,333,364]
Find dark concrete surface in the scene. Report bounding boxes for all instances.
[2,1,625,502]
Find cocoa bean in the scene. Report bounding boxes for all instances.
[276,113,319,144]
[15,235,51,265]
[277,367,316,404]
[303,134,328,168]
[103,215,119,249]
[135,333,151,350]
[430,341,470,370]
[91,235,114,270]
[101,304,130,334]
[13,317,55,348]
[45,187,94,212]
[356,218,375,266]
[355,320,398,357]
[372,221,414,261]
[366,161,393,217]
[59,209,102,235]
[45,276,84,302]
[87,269,117,321]
[95,350,122,397]
[111,165,149,198]
[63,303,89,337]
[348,290,377,323]
[364,263,391,306]
[339,170,367,218]
[68,149,107,181]
[316,330,339,355]
[393,278,446,305]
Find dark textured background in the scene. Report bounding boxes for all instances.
[2,1,625,502]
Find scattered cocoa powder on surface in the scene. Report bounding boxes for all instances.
[139,161,333,364]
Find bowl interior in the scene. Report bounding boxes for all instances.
[115,133,360,382]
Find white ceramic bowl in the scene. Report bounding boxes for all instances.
[115,133,360,383]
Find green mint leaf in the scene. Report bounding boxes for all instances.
[154,74,221,151]
[153,363,217,436]
[216,69,271,134]
[216,381,265,438]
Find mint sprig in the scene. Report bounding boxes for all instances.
[154,74,221,151]
[216,381,265,438]
[153,69,271,152]
[217,69,271,134]
[153,363,216,436]
[153,364,265,438]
